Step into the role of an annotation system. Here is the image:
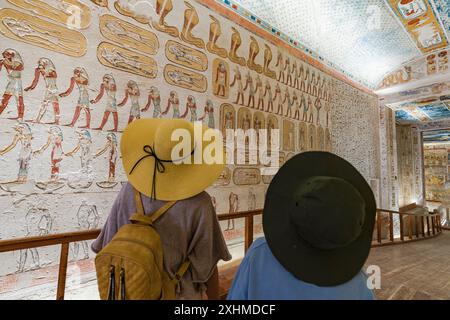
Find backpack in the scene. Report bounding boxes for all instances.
[95,187,191,300]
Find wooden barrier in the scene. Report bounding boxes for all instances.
[0,208,442,299]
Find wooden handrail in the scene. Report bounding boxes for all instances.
[372,208,442,247]
[0,207,443,299]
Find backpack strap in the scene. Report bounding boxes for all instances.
[132,188,189,284]
[131,188,177,224]
[172,260,191,285]
[150,201,177,223]
[134,188,145,215]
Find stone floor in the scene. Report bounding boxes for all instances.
[365,231,450,300]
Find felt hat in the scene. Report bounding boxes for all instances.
[121,119,225,201]
[263,151,376,287]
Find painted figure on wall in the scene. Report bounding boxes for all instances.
[0,49,25,121]
[226,192,239,231]
[180,1,205,49]
[267,116,277,149]
[276,52,285,84]
[152,0,179,37]
[73,202,99,260]
[322,79,329,101]
[302,95,311,122]
[181,95,197,122]
[291,91,299,120]
[215,61,228,97]
[230,66,244,105]
[118,80,141,124]
[273,83,283,115]
[299,63,305,92]
[283,87,292,118]
[18,207,52,273]
[65,129,93,188]
[308,96,315,123]
[25,58,60,125]
[304,67,310,94]
[318,76,325,99]
[207,15,228,58]
[291,61,298,89]
[285,57,292,87]
[34,126,65,183]
[229,27,246,66]
[95,132,118,189]
[221,104,235,137]
[244,71,256,108]
[294,93,304,120]
[247,36,262,74]
[253,112,263,143]
[264,80,274,113]
[199,99,215,128]
[162,91,181,118]
[263,44,276,79]
[60,67,91,129]
[142,86,162,119]
[0,122,33,184]
[315,97,322,125]
[91,74,119,132]
[240,110,252,131]
[311,72,318,96]
[256,75,265,111]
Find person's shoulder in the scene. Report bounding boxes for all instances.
[178,191,213,209]
[122,182,135,196]
[246,237,270,258]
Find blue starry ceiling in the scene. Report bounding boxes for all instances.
[220,0,450,89]
[423,129,450,143]
[390,97,450,124]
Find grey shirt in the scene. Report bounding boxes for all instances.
[92,183,232,299]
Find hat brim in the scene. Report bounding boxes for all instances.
[263,151,376,287]
[121,119,225,201]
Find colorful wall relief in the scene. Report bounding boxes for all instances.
[0,0,381,298]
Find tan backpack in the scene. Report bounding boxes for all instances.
[95,188,190,300]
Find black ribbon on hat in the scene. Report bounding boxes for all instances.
[129,144,195,200]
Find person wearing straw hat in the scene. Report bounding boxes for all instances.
[228,152,376,300]
[92,119,231,299]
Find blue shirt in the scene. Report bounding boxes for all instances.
[227,237,375,300]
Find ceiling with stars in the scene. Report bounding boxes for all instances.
[423,129,450,143]
[222,0,450,89]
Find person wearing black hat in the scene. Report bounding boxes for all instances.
[227,152,376,300]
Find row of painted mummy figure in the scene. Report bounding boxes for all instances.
[274,53,334,94]
[0,49,216,131]
[230,67,332,126]
[0,122,118,186]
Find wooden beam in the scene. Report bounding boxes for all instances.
[56,243,69,300]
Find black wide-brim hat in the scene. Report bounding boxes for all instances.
[263,151,376,287]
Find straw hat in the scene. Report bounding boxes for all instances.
[121,119,225,201]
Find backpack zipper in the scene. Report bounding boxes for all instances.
[107,265,116,300]
[119,268,126,300]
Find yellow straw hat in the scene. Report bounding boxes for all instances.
[121,119,225,201]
